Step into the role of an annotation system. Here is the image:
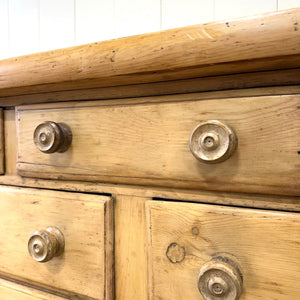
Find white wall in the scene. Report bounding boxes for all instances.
[0,0,299,59]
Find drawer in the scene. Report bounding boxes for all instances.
[0,186,113,299]
[146,200,300,299]
[16,94,299,196]
[0,278,64,300]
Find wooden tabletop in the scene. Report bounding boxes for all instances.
[0,8,299,100]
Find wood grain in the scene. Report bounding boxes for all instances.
[0,185,113,299]
[0,8,299,97]
[0,174,299,212]
[114,195,149,300]
[0,109,4,174]
[16,94,300,196]
[4,109,17,175]
[0,278,63,299]
[4,104,299,213]
[10,85,300,110]
[0,69,299,106]
[147,200,300,299]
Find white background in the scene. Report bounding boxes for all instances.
[0,0,299,59]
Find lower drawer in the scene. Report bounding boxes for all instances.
[146,200,300,299]
[0,278,63,300]
[0,186,113,299]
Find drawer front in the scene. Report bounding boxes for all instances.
[0,186,113,299]
[0,278,63,300]
[146,200,300,299]
[17,94,299,196]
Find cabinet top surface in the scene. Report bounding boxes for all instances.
[0,8,299,102]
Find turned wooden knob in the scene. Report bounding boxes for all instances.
[28,227,65,262]
[198,256,243,300]
[189,120,238,163]
[33,121,72,153]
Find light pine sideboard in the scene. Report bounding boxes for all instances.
[0,8,299,300]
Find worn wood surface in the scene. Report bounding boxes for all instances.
[114,195,148,300]
[4,109,17,176]
[0,69,299,106]
[11,85,300,109]
[147,200,300,299]
[17,94,300,196]
[1,9,299,300]
[3,108,299,213]
[0,8,299,98]
[0,278,63,300]
[1,174,299,212]
[0,109,4,175]
[0,186,113,299]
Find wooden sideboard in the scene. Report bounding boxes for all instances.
[0,8,299,300]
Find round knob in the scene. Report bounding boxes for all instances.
[198,256,243,300]
[189,120,238,164]
[28,227,65,262]
[33,121,72,153]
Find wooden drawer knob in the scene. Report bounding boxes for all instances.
[33,121,72,153]
[28,227,65,262]
[198,256,243,300]
[189,120,238,163]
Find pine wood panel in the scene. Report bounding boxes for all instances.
[0,109,4,175]
[4,109,17,175]
[5,103,299,213]
[1,70,299,106]
[17,94,300,196]
[147,200,300,299]
[0,8,299,97]
[0,278,63,299]
[0,186,114,299]
[115,195,149,300]
[1,174,299,212]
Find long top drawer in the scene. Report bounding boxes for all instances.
[16,94,300,196]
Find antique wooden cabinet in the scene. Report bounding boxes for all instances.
[0,8,299,300]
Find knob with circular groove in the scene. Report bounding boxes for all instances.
[189,120,238,164]
[33,121,72,153]
[28,227,65,263]
[198,256,243,300]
